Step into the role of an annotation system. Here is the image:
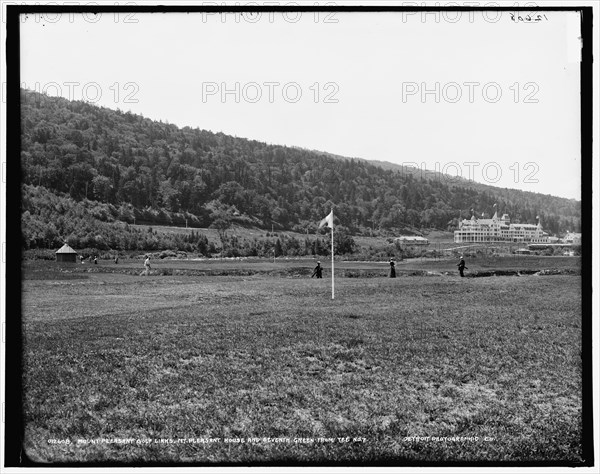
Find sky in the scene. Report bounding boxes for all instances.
[19,6,583,200]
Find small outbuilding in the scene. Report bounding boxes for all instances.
[394,236,430,246]
[514,248,532,255]
[55,243,78,263]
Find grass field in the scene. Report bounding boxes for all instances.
[23,254,582,278]
[20,257,584,464]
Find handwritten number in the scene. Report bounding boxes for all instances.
[510,12,548,23]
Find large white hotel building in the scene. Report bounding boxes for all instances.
[454,212,549,244]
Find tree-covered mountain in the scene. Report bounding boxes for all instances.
[20,88,580,250]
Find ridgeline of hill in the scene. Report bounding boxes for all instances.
[19,89,580,253]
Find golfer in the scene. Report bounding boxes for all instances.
[311,261,323,279]
[142,256,151,276]
[457,256,468,277]
[389,258,396,278]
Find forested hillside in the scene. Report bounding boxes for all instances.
[20,89,580,251]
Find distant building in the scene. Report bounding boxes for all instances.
[394,236,429,245]
[515,248,532,255]
[55,243,78,263]
[454,213,549,244]
[563,232,582,245]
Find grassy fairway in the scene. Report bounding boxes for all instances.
[21,265,583,464]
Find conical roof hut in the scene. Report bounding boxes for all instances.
[55,243,78,263]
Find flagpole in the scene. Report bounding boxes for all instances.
[331,209,334,300]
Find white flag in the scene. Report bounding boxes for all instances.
[319,210,334,229]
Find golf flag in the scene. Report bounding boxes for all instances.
[319,210,334,229]
[318,209,335,299]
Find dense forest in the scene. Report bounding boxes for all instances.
[19,89,581,251]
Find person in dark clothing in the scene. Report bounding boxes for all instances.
[457,256,468,277]
[94,256,98,265]
[311,261,323,278]
[389,258,396,278]
[114,256,119,264]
